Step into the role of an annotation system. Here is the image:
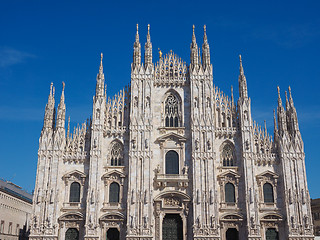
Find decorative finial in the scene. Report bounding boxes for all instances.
[99,53,103,74]
[62,81,65,91]
[203,25,208,43]
[288,86,294,106]
[239,55,244,74]
[146,24,151,43]
[193,25,195,33]
[277,86,282,106]
[50,82,53,95]
[135,24,140,43]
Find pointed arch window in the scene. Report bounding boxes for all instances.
[165,93,181,127]
[110,141,123,166]
[225,182,235,203]
[69,182,80,202]
[263,183,274,203]
[109,182,120,203]
[165,150,179,174]
[221,143,235,167]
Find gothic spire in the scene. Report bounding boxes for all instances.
[288,86,300,132]
[238,55,248,99]
[285,90,290,111]
[190,25,199,68]
[95,53,105,98]
[288,86,295,108]
[202,25,211,69]
[144,24,152,68]
[133,24,141,68]
[273,109,278,132]
[43,82,55,129]
[277,86,287,135]
[56,82,66,129]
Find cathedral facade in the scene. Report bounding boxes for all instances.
[29,25,314,240]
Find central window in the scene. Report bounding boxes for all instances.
[165,93,181,127]
[165,150,179,174]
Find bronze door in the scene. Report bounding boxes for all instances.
[107,228,119,240]
[65,228,79,240]
[226,228,239,240]
[266,228,279,240]
[162,214,183,240]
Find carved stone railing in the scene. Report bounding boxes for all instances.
[255,153,278,166]
[154,173,188,189]
[215,127,237,138]
[64,152,88,164]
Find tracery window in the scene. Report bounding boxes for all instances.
[110,141,123,166]
[165,150,179,174]
[165,93,181,127]
[263,183,274,203]
[109,182,120,203]
[69,182,81,202]
[225,182,236,203]
[221,143,235,167]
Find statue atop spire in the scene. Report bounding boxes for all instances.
[43,82,56,129]
[202,24,210,69]
[144,24,152,68]
[56,82,66,129]
[238,55,248,99]
[133,24,141,68]
[96,53,105,98]
[190,25,199,69]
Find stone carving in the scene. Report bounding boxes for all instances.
[164,197,181,206]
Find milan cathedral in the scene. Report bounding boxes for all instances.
[29,25,314,240]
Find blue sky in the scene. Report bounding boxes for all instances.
[0,0,320,198]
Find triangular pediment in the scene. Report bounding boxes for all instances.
[217,170,240,179]
[256,170,278,179]
[155,132,187,143]
[102,170,125,179]
[62,170,86,180]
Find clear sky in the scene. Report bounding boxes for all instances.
[0,0,319,198]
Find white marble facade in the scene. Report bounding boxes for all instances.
[29,25,314,240]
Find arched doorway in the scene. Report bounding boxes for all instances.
[107,228,119,240]
[162,214,183,240]
[226,228,239,240]
[65,228,79,240]
[266,228,279,240]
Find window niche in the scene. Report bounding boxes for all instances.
[62,170,86,209]
[154,132,188,189]
[102,170,125,210]
[217,170,240,209]
[256,171,278,209]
